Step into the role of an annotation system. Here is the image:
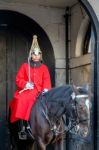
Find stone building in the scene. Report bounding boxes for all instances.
[0,0,98,150]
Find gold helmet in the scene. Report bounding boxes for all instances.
[29,35,42,59]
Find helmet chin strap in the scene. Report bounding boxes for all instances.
[28,57,31,83]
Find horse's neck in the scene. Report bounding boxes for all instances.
[40,87,73,121]
[47,100,65,122]
[47,97,73,122]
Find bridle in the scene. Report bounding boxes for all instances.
[41,91,90,136]
[66,93,90,135]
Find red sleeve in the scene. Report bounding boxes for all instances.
[42,65,52,90]
[16,63,27,89]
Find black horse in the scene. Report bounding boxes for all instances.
[9,85,91,150]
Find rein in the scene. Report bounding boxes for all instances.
[40,95,65,135]
[40,93,79,136]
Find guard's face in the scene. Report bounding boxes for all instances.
[31,53,41,62]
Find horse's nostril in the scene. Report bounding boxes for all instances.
[82,130,88,137]
[80,127,89,137]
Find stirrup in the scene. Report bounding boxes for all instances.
[18,130,27,140]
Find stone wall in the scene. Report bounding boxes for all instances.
[88,0,99,20]
[0,0,97,87]
[69,3,92,87]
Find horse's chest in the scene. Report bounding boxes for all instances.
[45,126,61,144]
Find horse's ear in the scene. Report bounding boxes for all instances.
[70,80,79,95]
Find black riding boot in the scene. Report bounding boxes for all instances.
[18,120,27,140]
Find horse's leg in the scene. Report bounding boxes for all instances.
[30,139,46,150]
[37,138,46,150]
[53,139,64,150]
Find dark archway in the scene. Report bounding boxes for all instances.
[0,10,55,150]
[79,1,99,150]
[0,10,55,86]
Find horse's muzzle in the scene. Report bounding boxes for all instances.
[75,125,89,137]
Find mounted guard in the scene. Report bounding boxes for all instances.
[9,35,52,139]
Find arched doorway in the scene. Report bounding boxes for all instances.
[0,10,55,150]
[80,1,99,150]
[67,0,99,150]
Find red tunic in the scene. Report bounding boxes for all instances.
[10,63,51,123]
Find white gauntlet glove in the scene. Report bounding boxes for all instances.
[25,82,34,89]
[42,89,48,95]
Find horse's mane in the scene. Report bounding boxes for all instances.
[43,85,73,103]
[37,85,89,104]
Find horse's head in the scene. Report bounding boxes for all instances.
[70,87,91,138]
[40,85,91,138]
